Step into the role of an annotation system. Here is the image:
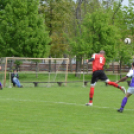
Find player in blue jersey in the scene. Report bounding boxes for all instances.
[117,62,134,112]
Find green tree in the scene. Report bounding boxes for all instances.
[0,0,9,10]
[39,0,74,57]
[82,10,120,61]
[104,0,126,74]
[0,0,50,57]
[113,2,134,77]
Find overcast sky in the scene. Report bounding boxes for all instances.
[73,0,129,6]
[122,0,128,6]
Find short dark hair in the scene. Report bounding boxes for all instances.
[100,50,105,55]
[132,62,134,67]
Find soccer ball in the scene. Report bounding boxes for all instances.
[124,38,131,44]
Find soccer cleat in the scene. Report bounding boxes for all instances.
[85,103,93,106]
[121,86,126,94]
[117,108,123,113]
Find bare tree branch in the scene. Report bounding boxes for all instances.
[112,0,124,22]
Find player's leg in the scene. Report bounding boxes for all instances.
[99,71,126,94]
[106,80,126,94]
[86,72,97,106]
[117,94,131,113]
[117,88,133,113]
[13,77,21,87]
[0,82,2,89]
[86,84,95,106]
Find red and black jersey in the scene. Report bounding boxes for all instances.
[91,53,105,72]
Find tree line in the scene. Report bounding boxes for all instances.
[0,0,134,75]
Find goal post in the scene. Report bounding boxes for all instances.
[2,57,69,88]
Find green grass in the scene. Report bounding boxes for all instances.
[5,72,128,82]
[0,81,134,134]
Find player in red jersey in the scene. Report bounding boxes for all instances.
[86,50,126,106]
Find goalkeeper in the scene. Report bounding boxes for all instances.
[11,69,23,88]
[86,50,126,106]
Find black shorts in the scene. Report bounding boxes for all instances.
[91,70,108,84]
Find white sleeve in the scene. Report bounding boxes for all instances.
[92,53,96,59]
[126,69,133,77]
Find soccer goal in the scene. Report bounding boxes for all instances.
[1,57,69,88]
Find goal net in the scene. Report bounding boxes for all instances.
[1,57,69,88]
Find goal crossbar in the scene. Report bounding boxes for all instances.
[3,57,69,87]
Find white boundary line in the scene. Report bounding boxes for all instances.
[1,98,134,111]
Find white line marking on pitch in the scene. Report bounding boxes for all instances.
[1,98,134,111]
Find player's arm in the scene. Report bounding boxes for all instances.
[87,58,94,63]
[87,54,95,63]
[116,76,128,83]
[117,69,133,84]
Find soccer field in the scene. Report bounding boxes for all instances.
[0,82,134,134]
